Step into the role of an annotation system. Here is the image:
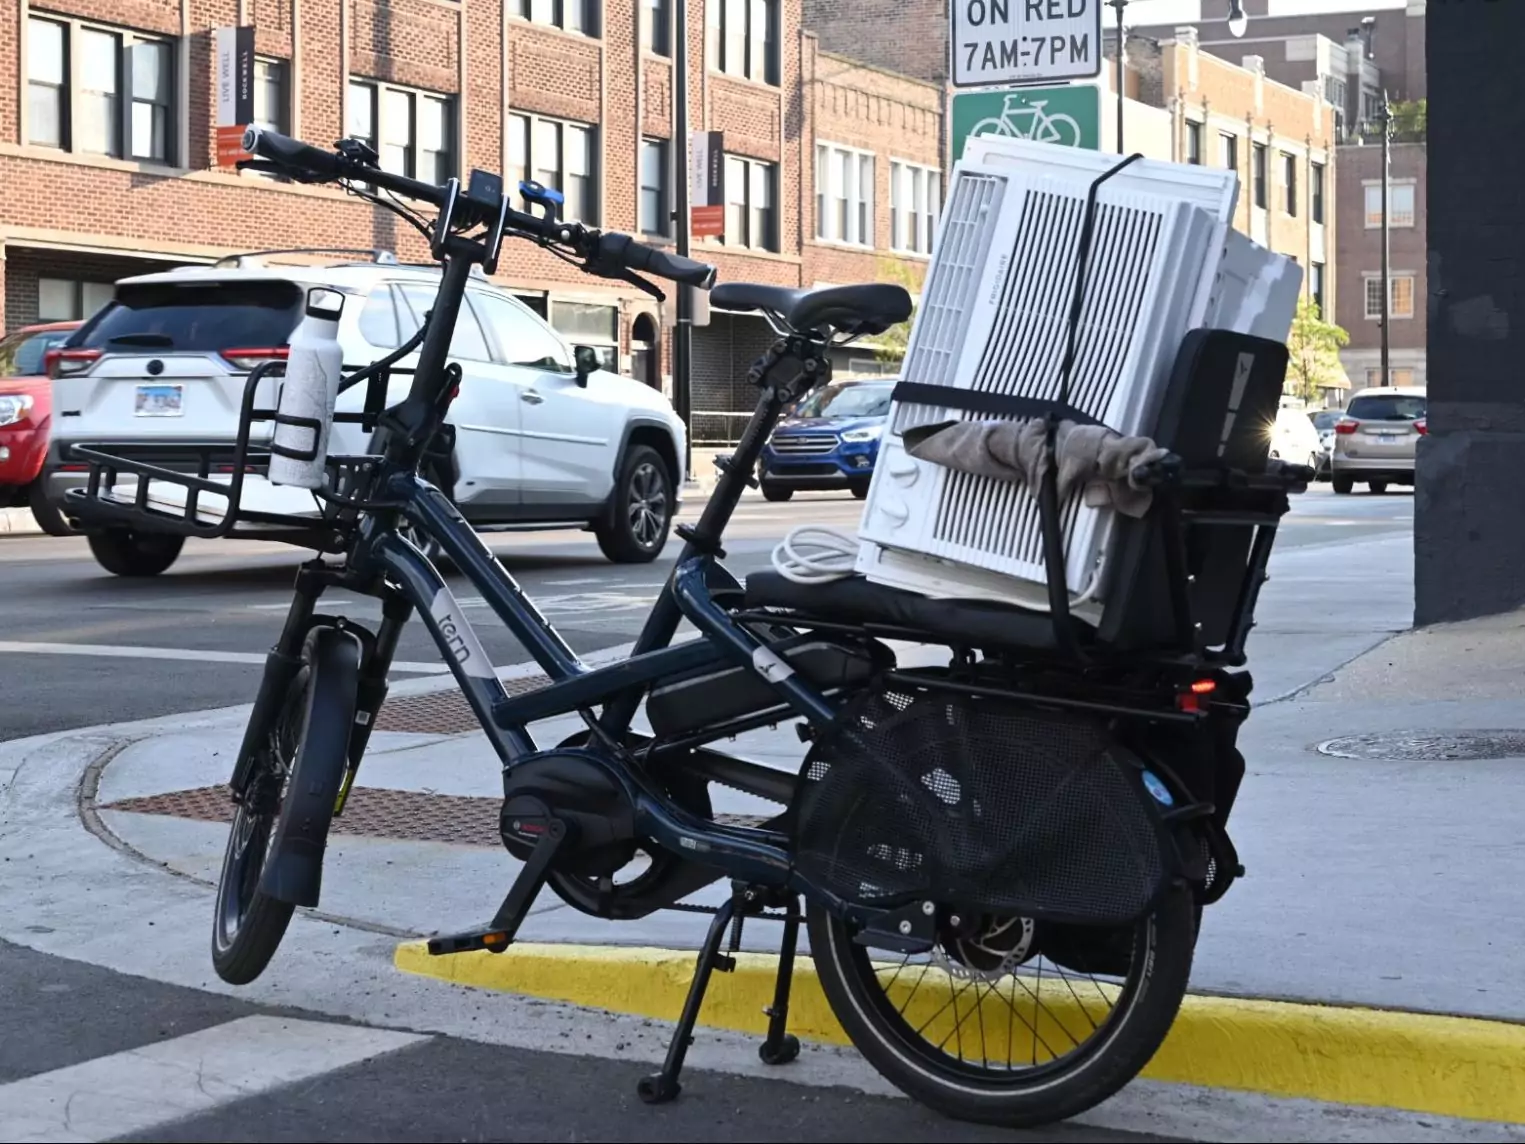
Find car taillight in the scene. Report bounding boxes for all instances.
[221,347,290,371]
[1415,418,1428,435]
[44,348,102,379]
[1334,419,1358,435]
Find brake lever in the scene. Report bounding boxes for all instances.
[583,260,667,304]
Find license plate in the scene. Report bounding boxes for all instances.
[135,384,184,417]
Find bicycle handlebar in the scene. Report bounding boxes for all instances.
[241,127,717,289]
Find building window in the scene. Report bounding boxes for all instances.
[1185,121,1202,165]
[722,156,777,251]
[37,277,115,321]
[1365,367,1415,388]
[550,300,619,370]
[519,0,595,37]
[1252,143,1268,208]
[254,58,289,134]
[708,0,778,85]
[640,138,669,236]
[1282,152,1297,215]
[508,112,597,226]
[1312,162,1325,224]
[349,79,454,184]
[1219,131,1237,173]
[816,143,874,247]
[1365,275,1416,321]
[1311,261,1326,318]
[641,0,669,55]
[27,16,178,165]
[1365,182,1416,228]
[891,160,940,255]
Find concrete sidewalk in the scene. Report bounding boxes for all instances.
[9,531,1525,1134]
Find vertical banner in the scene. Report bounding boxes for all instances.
[689,130,725,239]
[215,26,256,166]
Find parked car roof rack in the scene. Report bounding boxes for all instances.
[211,248,400,269]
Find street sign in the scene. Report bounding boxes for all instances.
[950,0,1102,89]
[951,84,1101,160]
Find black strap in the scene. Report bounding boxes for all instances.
[891,381,1108,429]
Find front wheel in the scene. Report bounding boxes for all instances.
[1333,476,1354,495]
[212,627,360,985]
[87,528,183,576]
[808,886,1197,1129]
[595,444,674,563]
[1369,481,1388,495]
[761,482,794,503]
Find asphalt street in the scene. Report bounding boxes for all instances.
[0,484,1413,741]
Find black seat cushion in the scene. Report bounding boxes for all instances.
[743,570,1091,652]
[710,282,912,337]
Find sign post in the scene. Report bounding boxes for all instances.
[214,25,255,167]
[950,0,1103,89]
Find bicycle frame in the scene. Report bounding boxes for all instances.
[253,247,860,905]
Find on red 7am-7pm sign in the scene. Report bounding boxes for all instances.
[950,0,1103,89]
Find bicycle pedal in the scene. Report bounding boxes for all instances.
[426,929,512,956]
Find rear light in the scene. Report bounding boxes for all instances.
[1414,418,1428,435]
[1334,419,1358,435]
[45,348,102,379]
[221,347,290,371]
[1177,678,1217,714]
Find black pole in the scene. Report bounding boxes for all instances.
[1110,0,1126,152]
[672,0,694,478]
[1379,90,1391,387]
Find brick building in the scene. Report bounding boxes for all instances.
[0,0,939,440]
[1134,2,1427,394]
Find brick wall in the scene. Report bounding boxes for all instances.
[800,0,946,86]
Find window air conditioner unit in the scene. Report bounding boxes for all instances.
[855,136,1303,625]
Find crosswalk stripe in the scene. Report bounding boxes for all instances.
[0,640,450,675]
[0,1016,428,1143]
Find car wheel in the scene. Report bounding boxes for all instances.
[595,444,673,563]
[1333,476,1354,495]
[849,479,871,500]
[26,481,76,537]
[87,528,184,577]
[1369,481,1388,495]
[761,482,794,503]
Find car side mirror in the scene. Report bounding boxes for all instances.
[573,345,600,387]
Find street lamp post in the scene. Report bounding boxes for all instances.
[672,0,693,475]
[1106,0,1249,154]
[1379,89,1392,387]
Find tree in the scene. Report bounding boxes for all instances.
[870,257,922,365]
[1389,98,1427,142]
[1285,295,1350,404]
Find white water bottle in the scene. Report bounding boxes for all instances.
[268,287,345,489]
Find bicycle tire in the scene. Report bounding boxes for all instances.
[211,626,361,985]
[808,884,1196,1129]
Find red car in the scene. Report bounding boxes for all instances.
[1,319,82,535]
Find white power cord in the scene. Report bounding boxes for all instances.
[770,524,861,584]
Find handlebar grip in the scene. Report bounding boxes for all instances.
[596,233,716,289]
[242,127,344,180]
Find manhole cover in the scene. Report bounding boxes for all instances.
[1316,731,1525,761]
[373,674,551,735]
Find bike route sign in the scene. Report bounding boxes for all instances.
[951,85,1101,161]
[950,0,1103,88]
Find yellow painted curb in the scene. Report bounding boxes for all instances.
[395,940,1525,1125]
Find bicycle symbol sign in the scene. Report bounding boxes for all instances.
[951,85,1101,161]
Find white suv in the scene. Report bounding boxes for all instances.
[45,252,686,576]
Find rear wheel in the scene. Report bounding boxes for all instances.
[761,482,794,503]
[1369,481,1388,495]
[87,528,183,576]
[808,886,1197,1129]
[1333,476,1354,495]
[595,445,673,563]
[211,627,360,985]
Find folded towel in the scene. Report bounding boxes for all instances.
[902,418,1170,518]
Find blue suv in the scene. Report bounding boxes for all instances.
[759,377,895,501]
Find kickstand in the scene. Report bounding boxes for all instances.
[426,816,566,955]
[637,894,739,1104]
[758,896,802,1066]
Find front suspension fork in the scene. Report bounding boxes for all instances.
[336,590,413,813]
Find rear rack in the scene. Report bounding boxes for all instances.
[64,354,405,550]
